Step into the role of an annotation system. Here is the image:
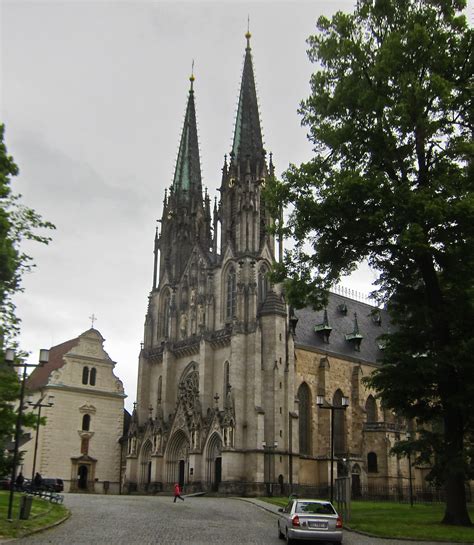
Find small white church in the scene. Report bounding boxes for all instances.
[24,328,125,493]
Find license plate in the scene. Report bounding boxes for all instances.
[309,521,328,529]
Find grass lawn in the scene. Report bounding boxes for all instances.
[0,491,69,539]
[261,496,474,542]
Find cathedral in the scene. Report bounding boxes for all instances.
[125,33,416,498]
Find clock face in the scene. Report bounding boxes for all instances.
[228,178,235,188]
[260,178,266,188]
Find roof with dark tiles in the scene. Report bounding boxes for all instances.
[25,328,107,391]
[26,336,80,391]
[294,292,389,366]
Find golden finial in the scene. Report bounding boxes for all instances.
[189,59,195,89]
[245,15,251,46]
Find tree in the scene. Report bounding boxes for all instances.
[0,124,54,475]
[266,0,473,526]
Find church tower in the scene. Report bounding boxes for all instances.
[127,33,296,496]
[219,30,274,257]
[156,73,212,287]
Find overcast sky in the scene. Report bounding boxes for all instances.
[2,0,471,411]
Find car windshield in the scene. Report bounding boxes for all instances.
[295,502,335,515]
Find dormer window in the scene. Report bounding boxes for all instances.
[314,309,332,343]
[372,311,382,326]
[338,303,348,315]
[345,312,363,351]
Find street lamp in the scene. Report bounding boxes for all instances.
[316,394,349,503]
[4,349,49,521]
[27,394,55,481]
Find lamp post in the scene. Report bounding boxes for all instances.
[28,394,55,481]
[407,432,414,507]
[4,349,49,521]
[316,394,349,503]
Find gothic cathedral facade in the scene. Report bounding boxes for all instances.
[125,34,414,497]
[125,33,294,494]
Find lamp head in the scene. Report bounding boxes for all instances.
[5,348,15,363]
[39,349,49,365]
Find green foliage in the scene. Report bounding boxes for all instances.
[266,0,473,526]
[0,124,55,345]
[0,124,54,476]
[0,366,19,476]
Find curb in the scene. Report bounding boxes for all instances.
[234,497,280,517]
[0,510,70,543]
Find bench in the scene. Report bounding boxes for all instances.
[25,488,64,504]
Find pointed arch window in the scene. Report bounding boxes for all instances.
[225,266,237,321]
[157,376,162,405]
[82,367,89,385]
[162,291,171,339]
[368,452,378,473]
[297,382,312,456]
[333,389,346,455]
[258,265,269,305]
[365,395,377,423]
[224,361,230,397]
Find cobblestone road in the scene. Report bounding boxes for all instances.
[10,494,468,545]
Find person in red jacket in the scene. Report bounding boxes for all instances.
[173,482,184,502]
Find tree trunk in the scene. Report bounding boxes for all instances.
[442,408,472,526]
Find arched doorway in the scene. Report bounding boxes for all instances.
[165,430,190,486]
[206,433,223,491]
[70,455,96,492]
[78,465,88,490]
[139,440,153,488]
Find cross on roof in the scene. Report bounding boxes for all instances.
[89,314,97,328]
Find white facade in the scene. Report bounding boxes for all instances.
[23,328,125,493]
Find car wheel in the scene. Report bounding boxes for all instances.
[285,530,293,545]
[277,521,284,540]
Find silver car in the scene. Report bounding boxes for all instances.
[277,498,343,544]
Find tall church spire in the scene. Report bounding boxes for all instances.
[172,70,202,200]
[218,31,274,257]
[157,71,212,285]
[231,30,265,170]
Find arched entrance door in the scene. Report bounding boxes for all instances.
[78,465,88,490]
[206,433,223,491]
[139,440,153,489]
[165,430,190,486]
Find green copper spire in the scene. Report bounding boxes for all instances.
[172,70,202,198]
[231,30,264,166]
